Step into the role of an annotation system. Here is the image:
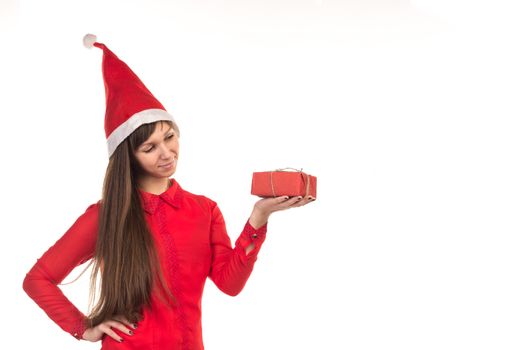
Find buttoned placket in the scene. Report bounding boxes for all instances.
[145,192,191,350]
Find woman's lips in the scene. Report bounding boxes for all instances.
[159,161,174,169]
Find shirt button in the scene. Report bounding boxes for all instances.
[251,233,258,239]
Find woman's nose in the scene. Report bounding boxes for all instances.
[158,143,172,159]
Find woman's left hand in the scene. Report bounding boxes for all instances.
[248,195,315,230]
[254,194,315,216]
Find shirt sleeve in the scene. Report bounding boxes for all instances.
[208,200,268,296]
[22,201,100,340]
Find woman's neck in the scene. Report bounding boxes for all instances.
[137,176,171,195]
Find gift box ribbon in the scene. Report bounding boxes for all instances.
[269,167,312,198]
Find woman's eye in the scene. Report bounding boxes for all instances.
[142,134,173,152]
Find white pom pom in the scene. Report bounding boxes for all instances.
[83,34,97,49]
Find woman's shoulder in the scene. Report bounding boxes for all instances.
[79,200,101,221]
[86,199,102,211]
[179,187,217,211]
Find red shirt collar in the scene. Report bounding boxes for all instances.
[138,177,183,214]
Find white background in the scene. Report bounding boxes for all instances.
[1,0,524,349]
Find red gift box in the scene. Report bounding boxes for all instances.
[251,168,317,198]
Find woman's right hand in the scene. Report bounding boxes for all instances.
[82,316,136,343]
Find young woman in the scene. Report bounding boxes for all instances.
[22,35,315,349]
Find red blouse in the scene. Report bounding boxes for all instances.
[23,177,268,349]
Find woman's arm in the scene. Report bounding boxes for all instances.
[22,202,100,340]
[208,195,311,296]
[246,209,270,254]
[208,200,268,296]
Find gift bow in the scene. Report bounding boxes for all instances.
[270,167,311,198]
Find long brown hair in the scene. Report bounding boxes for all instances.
[87,120,180,327]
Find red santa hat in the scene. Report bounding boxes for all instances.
[83,33,177,157]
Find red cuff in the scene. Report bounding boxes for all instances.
[246,220,267,236]
[72,316,89,340]
[235,219,268,265]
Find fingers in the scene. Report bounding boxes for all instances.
[287,195,315,208]
[99,319,134,343]
[98,321,123,342]
[277,196,298,208]
[113,315,137,331]
[261,195,315,213]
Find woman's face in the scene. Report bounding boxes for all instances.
[133,121,179,180]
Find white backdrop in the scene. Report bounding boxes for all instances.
[2,0,524,349]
